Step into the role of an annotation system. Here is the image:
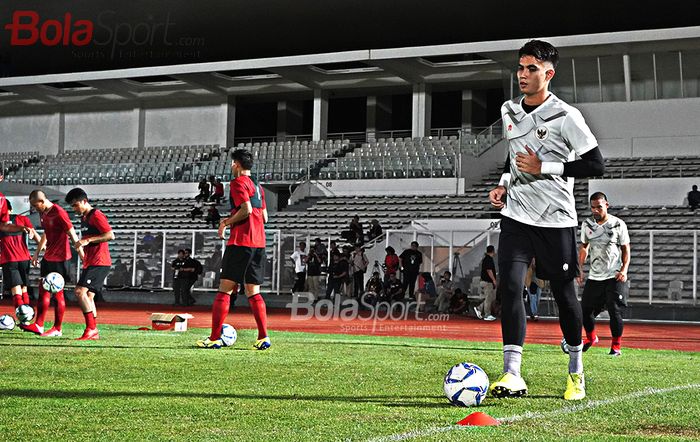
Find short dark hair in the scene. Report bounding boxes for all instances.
[29,189,46,201]
[410,241,419,247]
[385,246,395,254]
[65,187,88,204]
[232,149,254,170]
[177,249,185,254]
[486,245,495,253]
[185,248,192,254]
[518,40,559,68]
[590,192,608,202]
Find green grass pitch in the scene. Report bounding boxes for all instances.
[0,323,699,441]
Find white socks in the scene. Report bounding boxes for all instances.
[568,343,584,374]
[503,344,523,377]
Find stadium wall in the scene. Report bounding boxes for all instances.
[0,112,60,154]
[65,106,138,150]
[0,99,227,153]
[578,97,700,158]
[290,178,465,203]
[589,177,700,206]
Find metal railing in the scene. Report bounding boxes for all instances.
[594,165,700,179]
[18,229,282,294]
[461,120,504,157]
[315,154,458,180]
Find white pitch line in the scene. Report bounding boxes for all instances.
[364,383,700,442]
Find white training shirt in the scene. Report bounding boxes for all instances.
[580,214,630,281]
[290,249,307,273]
[500,93,598,228]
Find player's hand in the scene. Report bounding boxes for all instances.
[75,238,90,248]
[615,271,627,282]
[515,146,542,175]
[489,186,507,209]
[576,273,585,286]
[31,257,39,267]
[77,245,86,261]
[218,221,227,240]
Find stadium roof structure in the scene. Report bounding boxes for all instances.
[0,26,698,110]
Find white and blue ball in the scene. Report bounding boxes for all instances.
[15,304,35,325]
[220,323,237,347]
[42,272,65,294]
[0,314,15,331]
[443,362,489,407]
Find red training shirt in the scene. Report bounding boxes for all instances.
[40,204,73,262]
[0,214,32,264]
[80,209,112,268]
[228,175,266,248]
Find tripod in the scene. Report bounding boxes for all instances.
[451,252,465,280]
[371,260,384,277]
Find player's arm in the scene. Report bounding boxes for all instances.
[218,201,252,239]
[516,146,605,178]
[0,222,28,233]
[76,230,115,248]
[577,243,589,286]
[32,233,48,266]
[489,158,510,209]
[262,208,268,224]
[616,243,630,282]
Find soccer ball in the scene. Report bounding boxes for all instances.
[43,272,65,294]
[443,362,490,407]
[220,323,237,347]
[0,314,15,331]
[15,304,35,324]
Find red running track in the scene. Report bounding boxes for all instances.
[2,301,699,352]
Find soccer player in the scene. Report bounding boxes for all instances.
[65,188,115,341]
[196,149,270,350]
[0,201,41,327]
[576,192,630,356]
[27,190,83,337]
[487,40,604,401]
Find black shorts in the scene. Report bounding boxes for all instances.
[2,260,30,289]
[220,245,265,285]
[498,216,578,281]
[583,278,628,311]
[40,260,71,282]
[77,266,111,294]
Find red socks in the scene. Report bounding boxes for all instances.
[611,336,622,352]
[248,293,268,340]
[209,292,231,340]
[84,311,97,330]
[585,330,598,344]
[12,294,23,309]
[22,291,30,305]
[36,288,51,327]
[54,290,65,330]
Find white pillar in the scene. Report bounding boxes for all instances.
[412,83,431,138]
[623,54,631,102]
[313,89,328,141]
[226,96,236,147]
[366,95,377,141]
[137,104,145,148]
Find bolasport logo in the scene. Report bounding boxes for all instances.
[2,10,204,59]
